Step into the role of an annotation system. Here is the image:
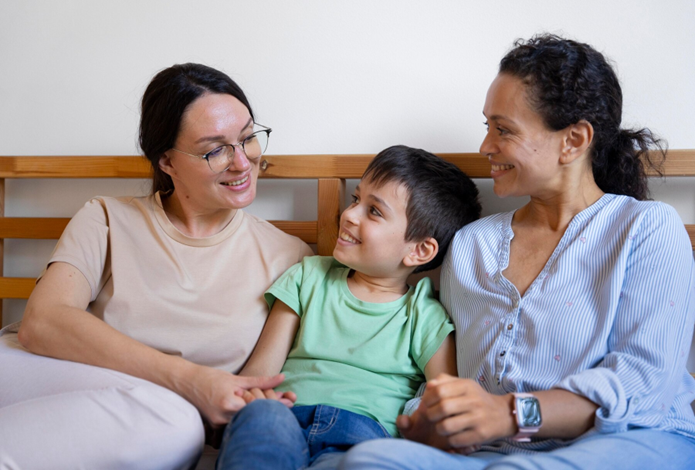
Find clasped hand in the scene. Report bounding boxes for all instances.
[182,365,296,448]
[397,374,516,453]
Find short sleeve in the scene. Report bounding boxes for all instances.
[43,198,110,301]
[409,278,455,372]
[264,260,305,316]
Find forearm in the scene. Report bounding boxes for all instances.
[19,302,199,397]
[240,354,283,377]
[511,389,598,439]
[239,299,299,378]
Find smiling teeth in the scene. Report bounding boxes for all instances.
[491,164,514,172]
[222,176,249,186]
[339,232,359,244]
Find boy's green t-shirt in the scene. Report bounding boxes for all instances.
[264,256,454,436]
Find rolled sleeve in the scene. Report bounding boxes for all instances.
[556,204,695,433]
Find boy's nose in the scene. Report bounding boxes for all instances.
[341,205,359,225]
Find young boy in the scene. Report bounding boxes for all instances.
[216,145,481,470]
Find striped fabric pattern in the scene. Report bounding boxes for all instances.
[441,193,695,452]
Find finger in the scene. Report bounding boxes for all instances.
[275,391,297,403]
[426,395,475,422]
[249,388,266,400]
[238,373,285,391]
[422,378,477,407]
[262,388,278,400]
[427,373,459,387]
[435,409,475,437]
[396,414,412,433]
[219,394,249,416]
[278,398,295,408]
[239,390,256,404]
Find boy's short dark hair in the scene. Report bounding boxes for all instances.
[363,145,481,273]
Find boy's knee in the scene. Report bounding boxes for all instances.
[234,399,292,424]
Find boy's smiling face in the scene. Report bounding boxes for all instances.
[333,178,415,278]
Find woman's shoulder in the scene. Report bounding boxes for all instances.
[70,194,151,226]
[601,194,682,229]
[451,211,511,245]
[241,211,314,256]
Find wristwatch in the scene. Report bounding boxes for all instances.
[511,393,542,442]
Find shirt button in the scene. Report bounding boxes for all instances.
[507,324,513,330]
[500,351,506,357]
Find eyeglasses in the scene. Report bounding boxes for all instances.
[172,124,272,173]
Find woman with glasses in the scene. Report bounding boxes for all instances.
[342,35,695,470]
[0,63,312,469]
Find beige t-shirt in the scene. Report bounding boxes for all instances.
[47,193,313,373]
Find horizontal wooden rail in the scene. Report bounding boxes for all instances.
[0,150,692,179]
[0,277,35,299]
[0,217,318,244]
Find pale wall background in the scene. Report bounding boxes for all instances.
[1,1,694,368]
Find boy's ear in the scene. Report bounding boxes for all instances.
[403,238,439,269]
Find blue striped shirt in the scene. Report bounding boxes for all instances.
[441,193,695,451]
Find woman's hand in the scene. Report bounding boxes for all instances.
[178,363,287,427]
[417,374,517,451]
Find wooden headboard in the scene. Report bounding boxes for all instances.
[0,151,693,324]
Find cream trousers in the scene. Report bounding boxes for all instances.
[0,330,205,470]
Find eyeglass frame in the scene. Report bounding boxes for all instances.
[171,124,272,174]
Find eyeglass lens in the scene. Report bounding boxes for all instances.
[206,131,269,173]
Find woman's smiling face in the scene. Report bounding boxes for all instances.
[162,92,260,212]
[480,73,566,199]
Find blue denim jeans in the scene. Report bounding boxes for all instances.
[339,429,695,470]
[216,400,391,470]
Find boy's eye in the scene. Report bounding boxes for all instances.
[350,194,359,204]
[369,206,383,217]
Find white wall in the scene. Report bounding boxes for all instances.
[1,0,694,365]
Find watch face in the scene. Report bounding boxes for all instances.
[519,397,542,427]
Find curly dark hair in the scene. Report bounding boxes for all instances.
[499,34,665,200]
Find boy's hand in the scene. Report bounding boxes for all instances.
[397,400,451,451]
[237,388,297,408]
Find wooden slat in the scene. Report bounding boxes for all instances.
[261,154,492,179]
[0,217,70,239]
[0,179,4,324]
[1,150,691,179]
[687,225,695,249]
[0,277,35,299]
[268,221,318,244]
[0,156,152,178]
[317,178,345,256]
[645,149,695,177]
[0,217,318,243]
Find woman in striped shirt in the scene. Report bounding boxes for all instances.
[342,34,695,470]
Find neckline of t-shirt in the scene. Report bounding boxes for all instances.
[152,191,244,247]
[338,267,414,313]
